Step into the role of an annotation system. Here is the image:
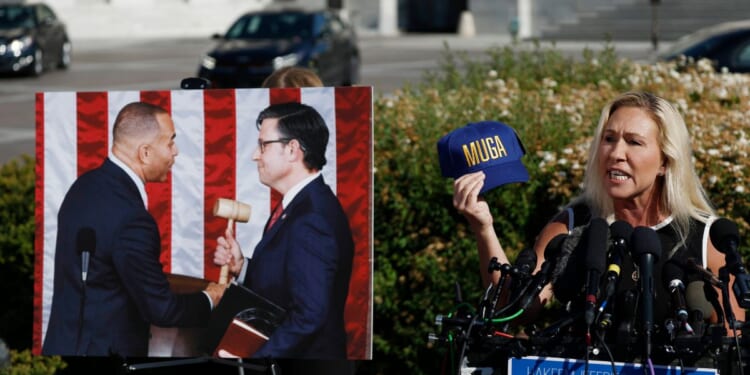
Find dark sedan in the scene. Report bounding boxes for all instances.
[197,8,360,88]
[661,20,750,73]
[0,2,71,76]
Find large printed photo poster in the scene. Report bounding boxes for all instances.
[33,86,373,359]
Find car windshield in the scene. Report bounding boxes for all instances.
[0,5,35,30]
[225,12,313,40]
[662,22,750,59]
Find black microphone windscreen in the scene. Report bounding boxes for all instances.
[709,218,744,269]
[544,233,568,262]
[515,248,538,275]
[662,260,684,287]
[610,220,633,247]
[709,218,739,255]
[585,218,608,272]
[76,227,96,255]
[631,226,661,261]
[686,280,714,318]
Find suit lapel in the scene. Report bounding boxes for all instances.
[255,176,323,249]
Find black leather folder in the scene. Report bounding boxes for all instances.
[203,282,287,356]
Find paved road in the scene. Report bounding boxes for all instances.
[0,34,659,165]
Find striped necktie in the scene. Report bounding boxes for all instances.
[266,203,283,232]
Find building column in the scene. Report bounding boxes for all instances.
[379,0,398,36]
[518,0,532,39]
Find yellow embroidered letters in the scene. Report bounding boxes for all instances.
[461,136,508,167]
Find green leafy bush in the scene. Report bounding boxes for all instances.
[0,350,66,375]
[373,44,750,374]
[0,156,66,374]
[0,156,35,351]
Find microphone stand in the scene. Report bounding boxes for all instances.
[719,266,745,375]
[123,357,275,374]
[75,293,86,353]
[487,262,511,319]
[718,266,738,330]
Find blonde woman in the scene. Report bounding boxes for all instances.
[453,91,744,364]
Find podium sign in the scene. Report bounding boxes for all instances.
[507,356,717,375]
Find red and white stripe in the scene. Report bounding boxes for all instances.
[33,87,373,359]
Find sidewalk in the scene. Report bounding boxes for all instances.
[357,32,667,63]
[71,32,669,64]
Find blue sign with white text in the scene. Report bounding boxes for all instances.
[508,356,717,375]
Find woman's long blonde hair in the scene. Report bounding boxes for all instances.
[577,91,714,243]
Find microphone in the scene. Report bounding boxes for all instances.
[663,260,693,334]
[709,218,750,308]
[74,227,95,354]
[76,227,96,284]
[603,220,633,300]
[631,226,662,358]
[517,234,567,312]
[710,218,743,271]
[506,248,538,306]
[512,247,538,280]
[615,288,638,354]
[584,218,608,326]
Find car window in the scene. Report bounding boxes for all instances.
[681,34,726,57]
[37,4,57,24]
[732,39,750,70]
[328,15,344,35]
[225,12,313,40]
[0,5,35,29]
[311,13,326,37]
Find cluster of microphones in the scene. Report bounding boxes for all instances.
[430,217,750,370]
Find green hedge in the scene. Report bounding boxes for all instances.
[0,350,65,375]
[0,156,66,374]
[1,43,749,375]
[0,156,35,351]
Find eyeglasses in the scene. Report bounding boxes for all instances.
[258,138,292,153]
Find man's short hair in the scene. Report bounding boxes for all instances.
[112,102,168,144]
[256,102,328,170]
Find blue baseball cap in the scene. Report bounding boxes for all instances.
[437,121,529,194]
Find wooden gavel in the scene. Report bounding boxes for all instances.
[213,198,251,284]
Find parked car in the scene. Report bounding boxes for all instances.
[197,7,360,88]
[0,2,71,76]
[660,20,750,73]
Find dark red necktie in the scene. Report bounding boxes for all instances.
[266,204,283,232]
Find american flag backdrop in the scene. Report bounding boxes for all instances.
[32,87,373,359]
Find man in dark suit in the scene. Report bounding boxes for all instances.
[42,102,225,357]
[214,102,354,360]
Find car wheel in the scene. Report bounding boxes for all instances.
[58,40,72,69]
[31,48,44,76]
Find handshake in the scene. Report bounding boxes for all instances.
[171,198,252,307]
